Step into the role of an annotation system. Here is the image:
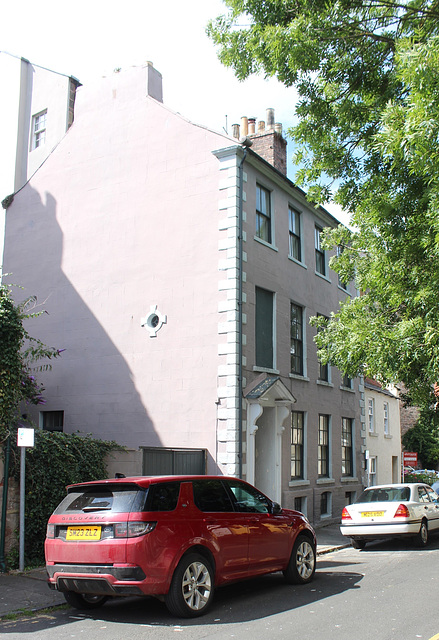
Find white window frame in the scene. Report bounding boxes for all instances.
[32,109,47,150]
[383,402,389,435]
[368,398,375,433]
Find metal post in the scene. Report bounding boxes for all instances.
[19,445,25,572]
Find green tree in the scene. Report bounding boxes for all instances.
[0,282,59,444]
[208,1,439,406]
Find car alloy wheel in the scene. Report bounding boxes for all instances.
[165,553,214,618]
[283,534,316,584]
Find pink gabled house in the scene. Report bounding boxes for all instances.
[3,63,364,525]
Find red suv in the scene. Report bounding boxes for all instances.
[45,475,316,617]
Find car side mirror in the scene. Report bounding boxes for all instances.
[271,501,282,515]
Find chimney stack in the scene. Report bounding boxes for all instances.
[231,108,287,175]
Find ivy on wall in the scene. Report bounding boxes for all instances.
[8,429,124,568]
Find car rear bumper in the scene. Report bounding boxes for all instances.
[340,521,421,539]
[46,563,163,597]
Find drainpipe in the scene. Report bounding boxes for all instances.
[238,146,248,479]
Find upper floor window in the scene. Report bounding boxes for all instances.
[32,110,47,150]
[368,398,375,432]
[256,184,272,244]
[317,314,329,382]
[255,286,274,369]
[337,245,349,291]
[288,206,301,261]
[315,225,326,276]
[342,374,353,389]
[291,411,304,480]
[318,414,330,478]
[290,302,304,375]
[341,417,354,477]
[383,402,389,435]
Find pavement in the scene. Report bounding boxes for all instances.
[0,523,347,618]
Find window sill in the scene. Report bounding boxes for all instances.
[253,366,280,375]
[320,512,333,520]
[340,477,359,484]
[254,236,278,252]
[315,271,332,284]
[316,380,333,388]
[338,285,352,296]
[384,434,392,439]
[289,479,311,488]
[316,477,335,485]
[289,373,309,382]
[369,432,379,438]
[340,385,355,393]
[288,256,307,270]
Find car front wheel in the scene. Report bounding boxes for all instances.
[165,553,214,618]
[283,535,316,584]
[64,591,108,610]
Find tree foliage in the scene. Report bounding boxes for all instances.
[0,282,60,444]
[208,1,439,405]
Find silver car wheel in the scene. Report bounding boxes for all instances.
[181,560,212,611]
[295,539,315,580]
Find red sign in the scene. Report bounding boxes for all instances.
[403,452,418,466]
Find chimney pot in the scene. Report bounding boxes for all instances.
[258,120,265,133]
[241,116,248,137]
[232,123,240,139]
[275,122,283,135]
[248,117,256,134]
[266,108,275,130]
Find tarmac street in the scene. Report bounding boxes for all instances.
[0,523,347,618]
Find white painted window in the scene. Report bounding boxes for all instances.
[32,110,47,149]
[368,398,375,432]
[383,402,389,435]
[369,456,377,485]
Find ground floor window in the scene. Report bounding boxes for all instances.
[142,447,206,475]
[320,491,331,517]
[341,417,354,477]
[40,410,64,432]
[291,411,304,479]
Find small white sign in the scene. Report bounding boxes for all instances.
[17,428,35,448]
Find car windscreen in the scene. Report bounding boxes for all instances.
[53,484,148,515]
[357,487,411,503]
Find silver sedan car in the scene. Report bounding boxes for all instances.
[340,483,439,549]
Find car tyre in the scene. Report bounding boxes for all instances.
[351,539,367,550]
[283,535,316,584]
[415,520,428,547]
[165,553,214,618]
[64,591,108,610]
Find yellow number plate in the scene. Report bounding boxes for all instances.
[66,526,102,541]
[361,511,384,518]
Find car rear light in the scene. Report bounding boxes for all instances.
[341,507,352,521]
[394,504,410,518]
[46,523,55,539]
[114,522,157,538]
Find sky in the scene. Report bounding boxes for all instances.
[0,0,347,224]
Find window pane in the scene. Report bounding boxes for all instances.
[291,411,304,479]
[290,303,303,375]
[256,185,271,243]
[256,287,274,368]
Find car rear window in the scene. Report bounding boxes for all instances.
[144,482,181,511]
[54,484,147,515]
[357,487,411,503]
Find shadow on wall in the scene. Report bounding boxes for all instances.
[4,185,162,460]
